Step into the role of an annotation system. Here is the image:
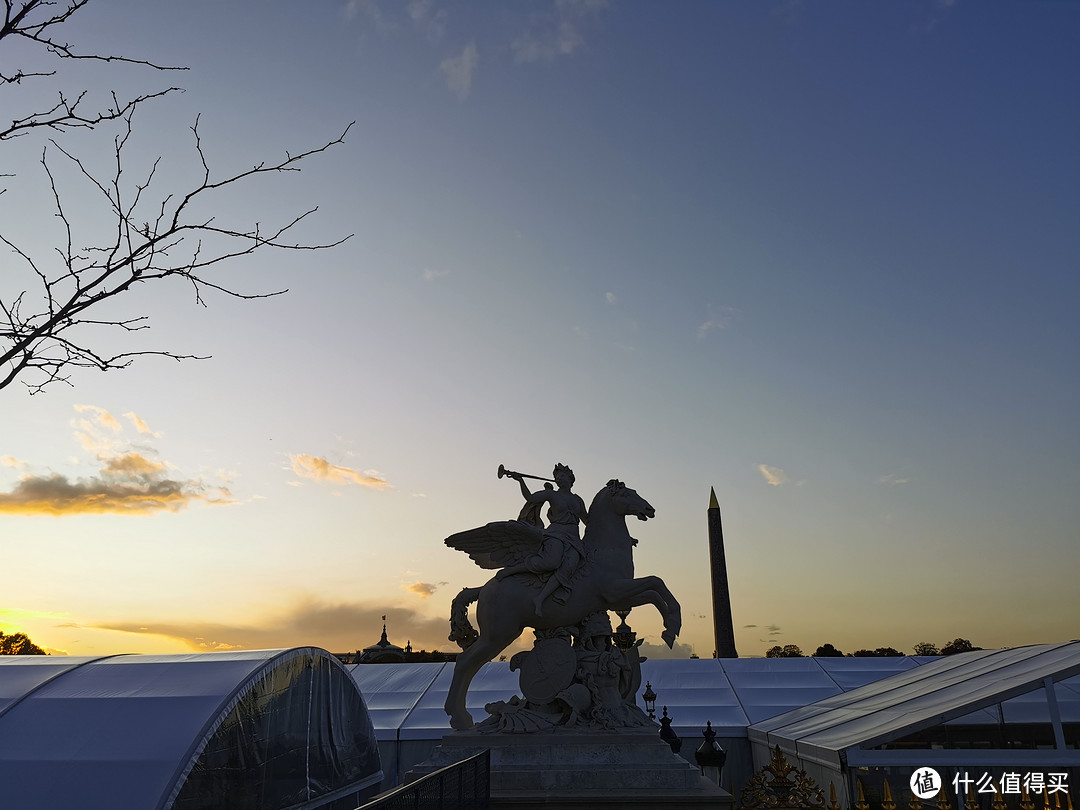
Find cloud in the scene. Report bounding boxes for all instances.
[92,599,453,653]
[697,304,736,339]
[289,454,392,489]
[877,474,910,485]
[0,407,232,515]
[102,452,167,478]
[407,0,446,42]
[403,581,447,598]
[423,267,450,281]
[605,292,617,305]
[440,42,478,100]
[512,0,610,63]
[0,458,231,515]
[697,319,725,339]
[73,404,122,432]
[343,0,395,34]
[757,464,787,487]
[637,639,696,660]
[123,411,160,437]
[72,404,124,455]
[1,456,26,468]
[346,0,445,39]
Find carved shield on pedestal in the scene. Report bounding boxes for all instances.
[517,638,577,704]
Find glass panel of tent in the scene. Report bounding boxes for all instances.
[0,649,383,810]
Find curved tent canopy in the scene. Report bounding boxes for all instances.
[0,648,382,810]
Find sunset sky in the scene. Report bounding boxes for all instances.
[2,1,1077,660]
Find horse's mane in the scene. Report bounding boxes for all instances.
[587,479,625,514]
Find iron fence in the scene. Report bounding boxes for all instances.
[355,749,490,810]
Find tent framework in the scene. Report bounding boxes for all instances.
[748,642,1080,806]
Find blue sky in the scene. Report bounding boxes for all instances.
[2,0,1077,660]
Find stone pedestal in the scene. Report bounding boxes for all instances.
[408,729,733,809]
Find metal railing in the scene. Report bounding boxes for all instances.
[356,749,490,810]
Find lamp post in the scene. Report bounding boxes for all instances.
[642,681,656,720]
[694,720,727,786]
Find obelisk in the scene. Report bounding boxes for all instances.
[708,487,738,658]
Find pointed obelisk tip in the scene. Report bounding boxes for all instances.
[708,487,719,510]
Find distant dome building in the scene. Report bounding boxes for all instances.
[358,618,411,664]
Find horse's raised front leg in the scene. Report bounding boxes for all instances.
[602,576,683,647]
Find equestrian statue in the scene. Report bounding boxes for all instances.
[443,463,682,731]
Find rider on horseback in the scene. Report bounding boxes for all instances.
[495,463,588,616]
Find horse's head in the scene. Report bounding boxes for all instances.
[591,479,655,522]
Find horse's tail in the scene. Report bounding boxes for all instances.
[448,586,482,650]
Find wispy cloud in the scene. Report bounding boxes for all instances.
[440,42,478,100]
[755,623,783,643]
[512,0,610,63]
[877,474,910,485]
[72,404,124,455]
[407,0,446,42]
[605,291,617,305]
[697,304,736,339]
[290,454,392,489]
[1,455,26,468]
[403,581,447,598]
[423,267,450,281]
[345,0,445,40]
[343,0,395,34]
[757,464,787,487]
[0,406,232,515]
[92,599,451,653]
[73,403,122,432]
[123,411,161,437]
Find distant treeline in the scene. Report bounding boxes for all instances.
[765,639,981,658]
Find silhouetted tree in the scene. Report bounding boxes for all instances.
[1,1,351,394]
[814,643,845,657]
[912,642,940,656]
[941,638,981,655]
[0,631,46,655]
[766,644,804,658]
[850,647,904,657]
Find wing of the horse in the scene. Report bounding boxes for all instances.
[444,520,544,569]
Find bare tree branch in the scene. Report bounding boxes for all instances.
[1,114,354,393]
[2,2,187,141]
[0,1,355,394]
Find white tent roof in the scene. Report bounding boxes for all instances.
[0,648,382,810]
[349,654,933,740]
[747,641,1080,769]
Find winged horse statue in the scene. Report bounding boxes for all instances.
[443,469,682,731]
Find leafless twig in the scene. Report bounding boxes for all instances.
[0,1,354,394]
[0,110,354,393]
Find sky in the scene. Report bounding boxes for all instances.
[1,0,1077,661]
